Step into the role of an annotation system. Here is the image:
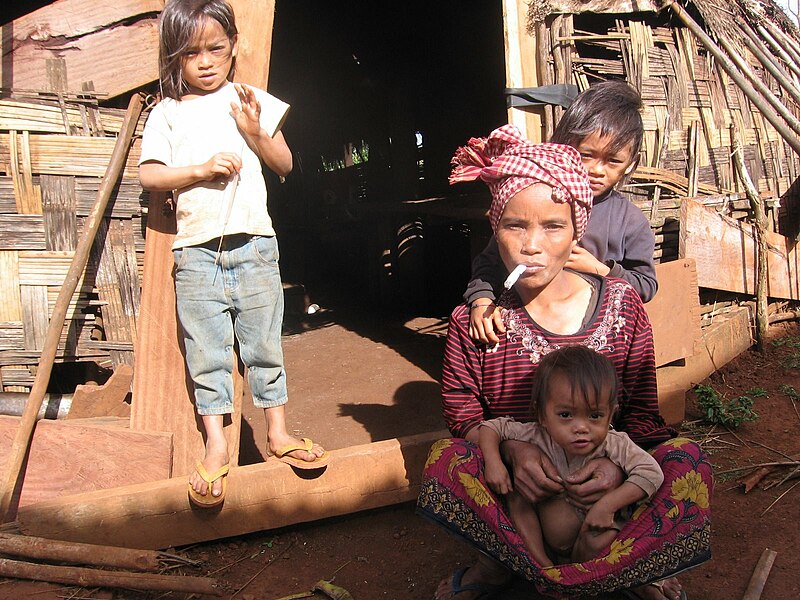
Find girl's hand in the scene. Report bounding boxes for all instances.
[565,246,610,277]
[231,83,262,138]
[484,461,513,495]
[468,302,505,345]
[198,152,242,181]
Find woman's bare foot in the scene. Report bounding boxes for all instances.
[434,557,512,600]
[630,577,685,600]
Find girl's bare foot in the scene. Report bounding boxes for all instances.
[190,416,229,499]
[268,432,325,462]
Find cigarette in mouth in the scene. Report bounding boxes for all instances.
[503,264,527,290]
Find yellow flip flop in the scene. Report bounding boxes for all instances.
[188,462,229,507]
[274,438,330,469]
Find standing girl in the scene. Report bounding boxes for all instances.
[139,0,326,508]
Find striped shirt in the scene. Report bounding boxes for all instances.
[442,275,675,448]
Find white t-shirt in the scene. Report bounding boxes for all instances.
[139,82,290,249]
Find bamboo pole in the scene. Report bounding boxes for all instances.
[730,121,769,352]
[0,533,160,572]
[0,93,144,523]
[738,22,800,107]
[0,558,220,596]
[761,21,800,69]
[713,26,800,138]
[754,24,800,82]
[670,2,800,156]
[742,548,777,600]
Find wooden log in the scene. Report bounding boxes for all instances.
[0,415,171,512]
[0,94,143,523]
[742,548,778,600]
[502,0,544,140]
[0,533,160,572]
[0,557,220,596]
[679,198,800,300]
[15,430,447,550]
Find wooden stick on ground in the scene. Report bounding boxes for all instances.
[0,533,161,572]
[0,93,144,523]
[742,548,777,600]
[0,557,220,596]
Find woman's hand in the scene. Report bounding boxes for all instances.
[468,302,505,345]
[562,457,624,510]
[501,440,563,503]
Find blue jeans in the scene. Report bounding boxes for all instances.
[173,234,287,415]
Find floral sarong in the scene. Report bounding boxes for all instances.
[416,437,712,598]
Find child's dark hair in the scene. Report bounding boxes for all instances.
[158,0,238,100]
[531,346,618,419]
[550,80,644,160]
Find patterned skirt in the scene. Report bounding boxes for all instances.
[416,437,712,598]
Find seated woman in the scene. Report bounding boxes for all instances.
[418,125,711,600]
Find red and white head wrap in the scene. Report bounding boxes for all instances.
[449,124,593,239]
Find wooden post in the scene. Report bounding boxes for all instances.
[0,558,220,596]
[503,0,544,140]
[742,548,778,600]
[730,122,769,352]
[0,94,143,523]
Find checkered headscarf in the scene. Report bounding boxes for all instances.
[449,124,593,239]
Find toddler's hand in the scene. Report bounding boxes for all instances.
[468,302,505,346]
[484,461,513,495]
[581,503,616,534]
[199,152,242,181]
[231,83,262,138]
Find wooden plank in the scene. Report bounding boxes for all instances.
[644,259,703,367]
[502,0,544,140]
[228,0,275,89]
[15,430,445,550]
[680,198,800,299]
[130,198,242,476]
[1,10,160,97]
[41,175,78,252]
[0,415,171,515]
[67,364,133,420]
[0,252,22,322]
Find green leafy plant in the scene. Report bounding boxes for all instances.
[771,336,800,348]
[782,352,800,370]
[694,384,762,428]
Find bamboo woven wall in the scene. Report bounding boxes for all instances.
[0,90,148,391]
[534,4,800,263]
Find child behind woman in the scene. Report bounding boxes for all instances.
[466,81,658,345]
[139,0,326,508]
[478,346,663,566]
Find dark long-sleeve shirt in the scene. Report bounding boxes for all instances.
[464,190,658,304]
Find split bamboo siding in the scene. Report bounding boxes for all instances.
[535,2,800,264]
[0,91,149,390]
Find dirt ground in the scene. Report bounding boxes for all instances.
[2,308,800,600]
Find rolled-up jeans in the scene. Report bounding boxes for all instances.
[173,234,287,415]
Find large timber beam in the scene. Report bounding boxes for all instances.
[15,431,446,550]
